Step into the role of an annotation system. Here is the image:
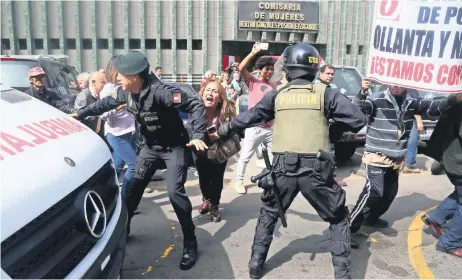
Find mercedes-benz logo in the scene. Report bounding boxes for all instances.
[84,190,107,238]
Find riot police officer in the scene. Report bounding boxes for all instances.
[218,43,367,279]
[72,51,208,270]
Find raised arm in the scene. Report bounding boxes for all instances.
[326,88,367,133]
[74,95,126,119]
[238,42,264,84]
[352,79,375,116]
[410,93,462,117]
[232,89,276,130]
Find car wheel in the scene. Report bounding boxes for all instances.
[334,143,357,164]
[431,161,445,175]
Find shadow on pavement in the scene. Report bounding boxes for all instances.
[257,192,440,279]
[193,192,263,240]
[361,192,440,237]
[263,234,331,276]
[122,197,235,279]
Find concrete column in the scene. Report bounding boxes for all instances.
[75,1,82,72]
[41,1,49,54]
[187,0,193,84]
[140,1,146,54]
[172,1,177,81]
[6,1,17,54]
[91,0,98,69]
[25,1,33,54]
[202,0,208,74]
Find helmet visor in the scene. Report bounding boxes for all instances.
[270,49,287,84]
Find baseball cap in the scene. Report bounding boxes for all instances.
[28,67,46,78]
[114,51,150,76]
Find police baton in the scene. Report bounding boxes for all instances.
[316,150,332,161]
[251,147,288,228]
[250,169,271,182]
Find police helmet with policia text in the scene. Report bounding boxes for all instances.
[271,43,321,83]
[284,43,320,75]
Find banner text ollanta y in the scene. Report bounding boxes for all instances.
[366,1,462,93]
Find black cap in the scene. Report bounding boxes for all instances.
[114,51,150,75]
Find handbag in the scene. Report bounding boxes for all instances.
[207,132,241,164]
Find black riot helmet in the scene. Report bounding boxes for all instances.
[283,43,321,81]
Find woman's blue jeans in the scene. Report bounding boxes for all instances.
[405,122,419,167]
[107,132,137,196]
[427,174,462,250]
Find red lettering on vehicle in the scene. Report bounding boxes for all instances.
[0,117,90,161]
[0,132,35,153]
[40,120,70,136]
[30,123,59,139]
[51,118,80,133]
[17,126,48,145]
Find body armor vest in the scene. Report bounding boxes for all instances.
[272,83,330,154]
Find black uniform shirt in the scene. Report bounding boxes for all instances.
[231,78,367,134]
[25,86,75,114]
[76,74,208,144]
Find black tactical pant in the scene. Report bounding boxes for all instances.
[252,158,351,279]
[350,164,399,234]
[124,145,195,240]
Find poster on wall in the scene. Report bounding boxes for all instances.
[366,0,462,93]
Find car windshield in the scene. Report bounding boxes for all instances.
[330,68,362,97]
[39,59,80,93]
[0,60,39,89]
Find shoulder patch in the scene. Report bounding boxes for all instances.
[173,93,182,103]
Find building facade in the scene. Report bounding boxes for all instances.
[1,0,374,84]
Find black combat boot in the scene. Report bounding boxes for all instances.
[126,215,133,238]
[363,218,389,228]
[248,252,267,279]
[180,236,198,270]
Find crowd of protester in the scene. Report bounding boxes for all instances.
[23,42,444,224]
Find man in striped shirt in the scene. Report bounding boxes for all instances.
[349,80,462,238]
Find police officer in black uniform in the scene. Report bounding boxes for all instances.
[72,51,208,270]
[218,43,366,279]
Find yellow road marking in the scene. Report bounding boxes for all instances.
[161,245,175,258]
[141,265,153,276]
[160,223,179,259]
[407,206,437,279]
[359,231,377,243]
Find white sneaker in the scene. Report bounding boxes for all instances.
[234,181,247,194]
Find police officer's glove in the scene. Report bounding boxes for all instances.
[257,175,272,190]
[261,189,274,203]
[70,112,84,120]
[217,121,235,138]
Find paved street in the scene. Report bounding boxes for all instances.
[122,149,461,279]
